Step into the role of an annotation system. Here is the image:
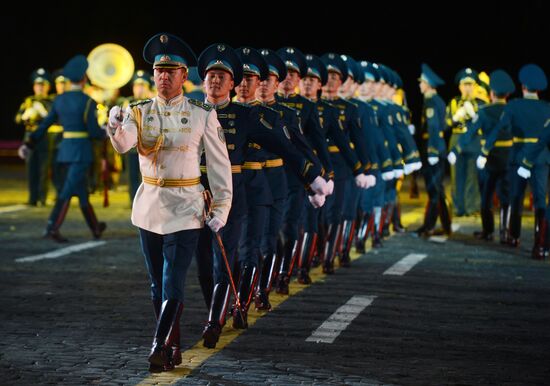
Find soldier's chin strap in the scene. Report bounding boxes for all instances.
[202,189,244,320]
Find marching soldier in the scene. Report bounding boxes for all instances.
[107,33,233,372]
[195,43,328,349]
[448,70,515,242]
[18,56,107,242]
[319,52,373,273]
[296,54,373,280]
[355,61,395,251]
[15,68,53,206]
[415,63,452,236]
[254,48,327,305]
[479,63,550,258]
[446,68,484,216]
[275,46,334,294]
[48,70,68,195]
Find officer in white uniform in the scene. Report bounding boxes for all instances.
[107,33,232,373]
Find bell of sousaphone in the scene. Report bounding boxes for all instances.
[87,43,134,90]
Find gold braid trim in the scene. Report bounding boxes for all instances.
[134,106,164,168]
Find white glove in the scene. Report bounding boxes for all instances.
[365,174,376,189]
[408,124,415,135]
[32,101,48,117]
[310,176,329,195]
[463,101,476,119]
[108,106,124,134]
[413,161,422,171]
[326,179,334,196]
[394,169,404,179]
[207,216,225,233]
[354,173,369,189]
[452,107,467,122]
[381,170,394,181]
[308,194,326,208]
[427,156,439,165]
[517,166,531,179]
[17,144,30,160]
[21,107,37,121]
[476,155,487,169]
[447,151,457,165]
[403,163,415,175]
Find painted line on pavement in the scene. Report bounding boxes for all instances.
[15,241,107,263]
[137,250,367,385]
[306,295,376,344]
[0,204,28,214]
[383,253,427,276]
[137,209,426,384]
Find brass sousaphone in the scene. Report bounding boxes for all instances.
[87,43,134,90]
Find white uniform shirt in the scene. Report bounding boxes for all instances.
[108,93,232,234]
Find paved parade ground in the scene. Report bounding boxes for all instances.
[1,165,549,385]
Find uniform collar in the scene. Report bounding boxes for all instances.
[205,97,230,110]
[157,93,184,106]
[523,93,539,100]
[277,91,297,99]
[261,99,277,106]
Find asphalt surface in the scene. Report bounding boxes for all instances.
[1,166,549,385]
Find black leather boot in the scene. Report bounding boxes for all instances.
[43,199,71,242]
[340,220,355,267]
[323,224,340,274]
[474,207,494,240]
[202,283,231,348]
[232,264,257,329]
[275,239,297,294]
[255,252,277,311]
[507,205,522,247]
[148,300,183,372]
[297,232,313,284]
[499,205,510,244]
[532,209,546,260]
[80,203,106,239]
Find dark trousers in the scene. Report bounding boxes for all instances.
[139,227,200,302]
[262,197,286,256]
[239,205,268,268]
[26,135,49,204]
[481,169,509,210]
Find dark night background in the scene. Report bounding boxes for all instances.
[3,1,550,142]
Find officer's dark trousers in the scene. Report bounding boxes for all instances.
[422,159,446,229]
[57,162,91,203]
[452,149,480,215]
[27,136,49,205]
[196,212,244,289]
[360,171,384,212]
[481,169,509,210]
[509,163,549,238]
[262,197,285,256]
[139,228,200,303]
[239,205,268,268]
[324,178,347,226]
[47,132,64,195]
[342,177,360,221]
[282,184,305,242]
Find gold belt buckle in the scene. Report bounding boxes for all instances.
[157,177,165,187]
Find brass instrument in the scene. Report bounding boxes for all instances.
[87,43,134,90]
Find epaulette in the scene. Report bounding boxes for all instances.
[188,98,213,111]
[129,99,153,108]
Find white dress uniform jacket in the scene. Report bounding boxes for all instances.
[108,93,232,234]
